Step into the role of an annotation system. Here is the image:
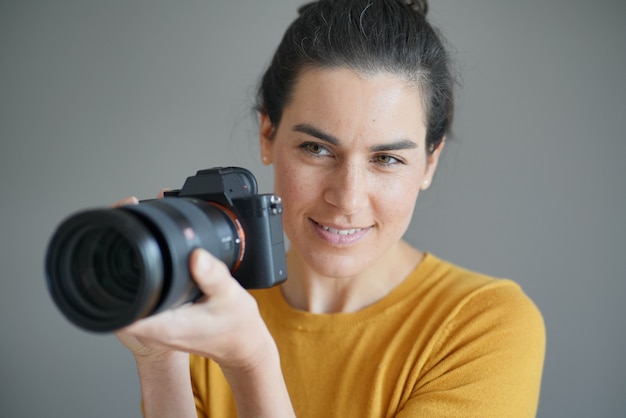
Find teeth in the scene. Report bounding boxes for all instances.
[321,225,362,235]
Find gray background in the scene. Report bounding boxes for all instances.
[1,0,624,417]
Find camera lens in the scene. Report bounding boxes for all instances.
[73,227,140,306]
[45,198,242,332]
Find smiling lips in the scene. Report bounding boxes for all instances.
[320,224,363,235]
[312,219,372,245]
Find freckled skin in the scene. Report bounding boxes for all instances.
[260,67,443,312]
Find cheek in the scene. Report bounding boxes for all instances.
[273,159,316,212]
[376,181,420,229]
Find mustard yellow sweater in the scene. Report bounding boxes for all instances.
[190,253,545,417]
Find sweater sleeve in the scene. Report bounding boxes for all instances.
[397,282,546,418]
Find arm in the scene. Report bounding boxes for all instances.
[220,340,294,418]
[136,352,196,418]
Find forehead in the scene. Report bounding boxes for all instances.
[283,67,427,140]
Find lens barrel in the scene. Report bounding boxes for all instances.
[45,198,241,332]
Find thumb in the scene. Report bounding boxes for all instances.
[190,248,236,297]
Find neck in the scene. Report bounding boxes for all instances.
[280,240,423,314]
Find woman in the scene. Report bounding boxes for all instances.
[117,0,546,416]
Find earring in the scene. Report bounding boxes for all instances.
[422,179,430,188]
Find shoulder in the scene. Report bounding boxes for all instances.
[419,254,546,375]
[403,253,545,363]
[405,255,546,416]
[438,276,546,353]
[416,253,543,324]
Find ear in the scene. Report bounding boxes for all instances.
[259,112,275,165]
[420,139,445,190]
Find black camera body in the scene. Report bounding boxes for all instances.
[45,167,287,333]
[163,167,287,288]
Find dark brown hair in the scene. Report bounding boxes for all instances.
[256,0,454,154]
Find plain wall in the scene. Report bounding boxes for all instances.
[1,0,625,416]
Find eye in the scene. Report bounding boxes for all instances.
[301,142,332,157]
[374,154,404,165]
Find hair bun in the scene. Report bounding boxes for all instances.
[401,0,429,16]
[297,1,317,16]
[299,1,429,18]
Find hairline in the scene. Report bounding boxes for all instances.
[270,62,431,139]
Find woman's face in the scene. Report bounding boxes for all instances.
[260,68,442,278]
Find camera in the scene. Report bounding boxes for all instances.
[45,167,287,333]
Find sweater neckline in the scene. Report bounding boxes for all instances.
[263,252,441,332]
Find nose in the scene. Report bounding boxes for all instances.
[323,162,369,216]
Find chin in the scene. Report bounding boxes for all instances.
[306,252,373,279]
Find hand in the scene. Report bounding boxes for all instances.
[119,248,291,418]
[118,248,272,370]
[111,193,273,369]
[109,194,290,417]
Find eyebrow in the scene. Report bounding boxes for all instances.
[292,123,418,152]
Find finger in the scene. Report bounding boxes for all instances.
[157,188,171,199]
[190,248,237,298]
[111,196,139,208]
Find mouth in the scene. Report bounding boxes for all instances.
[311,219,372,235]
[320,224,363,235]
